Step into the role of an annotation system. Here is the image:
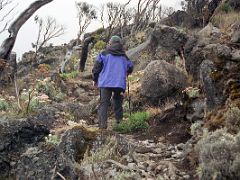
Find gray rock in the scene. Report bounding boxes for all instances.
[128,163,136,169]
[15,145,77,179]
[231,25,240,43]
[197,23,213,38]
[200,60,225,109]
[204,43,232,59]
[66,97,99,120]
[214,44,232,59]
[231,49,240,61]
[59,126,91,162]
[126,37,151,59]
[151,25,188,50]
[183,175,190,179]
[0,119,49,178]
[212,26,221,38]
[186,98,206,122]
[73,87,86,97]
[141,61,187,102]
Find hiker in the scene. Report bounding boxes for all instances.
[92,35,134,129]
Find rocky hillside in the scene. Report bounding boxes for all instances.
[0,0,240,179]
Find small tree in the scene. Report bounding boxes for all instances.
[75,1,97,44]
[97,1,132,39]
[32,16,65,62]
[131,0,155,34]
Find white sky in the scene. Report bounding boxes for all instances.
[0,0,181,60]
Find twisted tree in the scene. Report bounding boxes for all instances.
[0,0,53,60]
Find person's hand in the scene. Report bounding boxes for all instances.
[92,81,97,87]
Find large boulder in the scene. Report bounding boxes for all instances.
[0,119,49,178]
[161,10,189,27]
[151,25,188,51]
[59,126,96,162]
[15,145,78,179]
[141,61,187,103]
[231,23,240,43]
[200,60,225,109]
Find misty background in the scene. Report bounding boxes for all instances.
[0,0,182,60]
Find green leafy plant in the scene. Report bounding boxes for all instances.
[94,40,106,51]
[28,98,43,113]
[127,75,139,82]
[45,134,61,145]
[0,98,8,111]
[60,71,79,80]
[36,80,56,96]
[182,87,200,98]
[220,2,233,13]
[114,111,150,133]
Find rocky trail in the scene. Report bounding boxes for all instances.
[1,1,240,178]
[0,57,196,179]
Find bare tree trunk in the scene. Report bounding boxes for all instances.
[79,36,95,72]
[0,0,53,60]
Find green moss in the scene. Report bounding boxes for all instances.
[72,126,97,141]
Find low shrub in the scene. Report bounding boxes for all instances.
[45,134,61,145]
[211,11,240,30]
[0,98,8,111]
[60,71,79,80]
[28,98,43,113]
[224,105,240,133]
[196,129,240,179]
[220,2,233,13]
[94,40,106,51]
[182,87,200,98]
[114,111,150,133]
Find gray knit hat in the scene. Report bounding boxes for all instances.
[109,35,122,43]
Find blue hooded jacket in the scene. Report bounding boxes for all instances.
[92,43,133,90]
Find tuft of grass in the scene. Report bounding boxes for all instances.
[127,75,140,82]
[45,134,60,145]
[113,111,150,133]
[211,11,240,31]
[28,98,45,113]
[182,87,200,98]
[220,2,233,13]
[0,98,8,111]
[81,136,118,165]
[60,71,79,80]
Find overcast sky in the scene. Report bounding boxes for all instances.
[0,0,181,60]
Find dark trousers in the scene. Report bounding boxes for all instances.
[99,87,124,128]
